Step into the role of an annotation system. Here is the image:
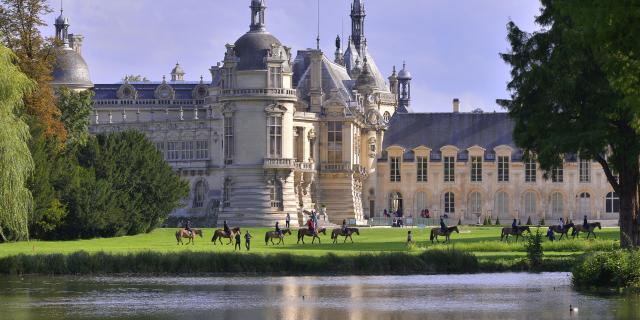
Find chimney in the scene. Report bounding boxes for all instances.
[309,50,324,113]
[453,98,460,113]
[68,34,84,54]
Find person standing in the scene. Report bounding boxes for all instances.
[407,230,413,244]
[244,230,252,251]
[285,213,291,229]
[234,232,241,251]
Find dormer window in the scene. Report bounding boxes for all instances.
[269,66,282,88]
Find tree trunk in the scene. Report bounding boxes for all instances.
[618,173,640,248]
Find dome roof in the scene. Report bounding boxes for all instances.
[171,63,185,74]
[398,63,412,80]
[51,47,92,88]
[233,31,282,71]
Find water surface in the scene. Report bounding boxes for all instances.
[0,273,637,319]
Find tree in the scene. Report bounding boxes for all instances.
[56,87,94,147]
[0,0,67,142]
[0,45,35,241]
[500,0,640,247]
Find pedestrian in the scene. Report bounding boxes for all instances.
[547,227,556,242]
[286,213,291,229]
[234,231,241,251]
[244,230,252,251]
[407,230,413,244]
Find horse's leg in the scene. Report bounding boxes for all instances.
[350,235,354,243]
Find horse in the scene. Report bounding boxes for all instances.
[430,226,459,244]
[572,222,602,239]
[549,223,574,240]
[500,226,531,242]
[211,227,241,245]
[264,228,292,245]
[175,228,203,245]
[297,227,327,244]
[331,227,360,244]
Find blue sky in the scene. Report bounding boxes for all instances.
[45,0,541,113]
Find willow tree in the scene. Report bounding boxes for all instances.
[501,0,640,247]
[0,45,35,241]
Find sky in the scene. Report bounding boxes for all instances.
[44,0,541,113]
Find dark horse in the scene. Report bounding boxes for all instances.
[175,228,203,245]
[430,226,459,243]
[265,228,292,245]
[549,223,574,240]
[297,227,327,244]
[211,227,241,245]
[572,222,602,239]
[331,227,360,244]
[500,226,531,242]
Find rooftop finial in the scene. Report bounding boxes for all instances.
[316,0,320,50]
[250,0,266,32]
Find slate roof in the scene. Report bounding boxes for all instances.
[52,47,92,88]
[382,112,523,161]
[344,41,389,91]
[294,51,355,106]
[93,82,201,100]
[233,31,282,71]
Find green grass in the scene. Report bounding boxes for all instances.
[0,226,620,259]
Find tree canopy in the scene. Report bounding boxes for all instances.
[501,0,640,247]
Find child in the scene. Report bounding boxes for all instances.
[546,227,556,242]
[244,230,252,251]
[235,231,241,251]
[407,230,413,244]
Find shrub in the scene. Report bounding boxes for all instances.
[572,250,640,290]
[525,228,544,269]
[526,216,532,225]
[458,218,462,226]
[539,218,545,226]
[495,217,501,225]
[482,217,488,225]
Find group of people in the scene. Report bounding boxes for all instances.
[546,215,590,241]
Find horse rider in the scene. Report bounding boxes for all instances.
[512,219,518,234]
[185,219,193,237]
[559,218,565,232]
[583,215,589,229]
[341,219,349,234]
[440,217,447,233]
[223,220,230,236]
[275,221,282,237]
[307,218,316,235]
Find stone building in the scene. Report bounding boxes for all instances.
[51,0,619,226]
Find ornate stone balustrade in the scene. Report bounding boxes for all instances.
[264,158,295,169]
[321,162,351,172]
[94,99,205,106]
[294,162,315,172]
[220,88,297,98]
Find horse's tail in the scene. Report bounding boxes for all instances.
[265,232,269,244]
[211,232,217,242]
[429,229,434,241]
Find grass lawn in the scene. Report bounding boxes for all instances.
[0,226,620,260]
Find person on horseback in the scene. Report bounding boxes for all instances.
[512,219,518,233]
[559,218,564,231]
[307,218,315,235]
[184,219,192,236]
[440,217,447,233]
[275,221,282,237]
[341,219,348,234]
[583,215,589,229]
[223,220,230,236]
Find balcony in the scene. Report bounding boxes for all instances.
[220,88,297,99]
[264,158,295,169]
[294,162,316,172]
[320,162,369,175]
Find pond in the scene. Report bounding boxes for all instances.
[0,273,637,319]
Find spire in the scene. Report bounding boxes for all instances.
[397,61,412,113]
[250,0,266,32]
[334,35,344,66]
[54,1,70,46]
[350,0,366,53]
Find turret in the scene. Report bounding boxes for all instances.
[388,66,398,95]
[334,35,344,66]
[351,0,366,54]
[171,62,185,81]
[250,0,266,32]
[397,62,412,113]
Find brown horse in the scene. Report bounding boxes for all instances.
[211,227,241,245]
[572,222,602,239]
[297,227,327,244]
[331,227,360,244]
[175,228,203,245]
[265,228,292,245]
[500,226,531,242]
[549,223,574,240]
[430,226,459,243]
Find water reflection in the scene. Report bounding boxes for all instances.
[0,273,636,320]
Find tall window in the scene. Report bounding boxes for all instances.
[578,192,591,217]
[328,121,343,163]
[182,141,194,160]
[444,156,455,182]
[552,164,564,183]
[523,192,536,217]
[268,115,282,158]
[155,141,165,159]
[579,159,591,183]
[224,116,234,164]
[193,181,205,208]
[389,192,402,213]
[498,156,510,182]
[270,180,283,210]
[195,141,209,160]
[469,192,482,216]
[444,192,455,214]
[551,192,563,217]
[415,192,426,213]
[471,156,482,182]
[417,156,428,182]
[494,192,509,217]
[269,67,283,88]
[525,158,537,183]
[605,192,620,214]
[390,157,401,182]
[167,141,181,161]
[223,179,231,208]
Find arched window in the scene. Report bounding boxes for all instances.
[444,192,455,214]
[578,192,591,217]
[270,180,283,210]
[469,192,482,216]
[494,192,509,218]
[523,192,536,217]
[551,192,563,218]
[193,181,206,208]
[605,192,620,214]
[389,192,403,214]
[223,179,231,208]
[383,112,391,123]
[415,192,426,213]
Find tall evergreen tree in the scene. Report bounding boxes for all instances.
[501,0,640,247]
[0,45,35,241]
[56,87,94,147]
